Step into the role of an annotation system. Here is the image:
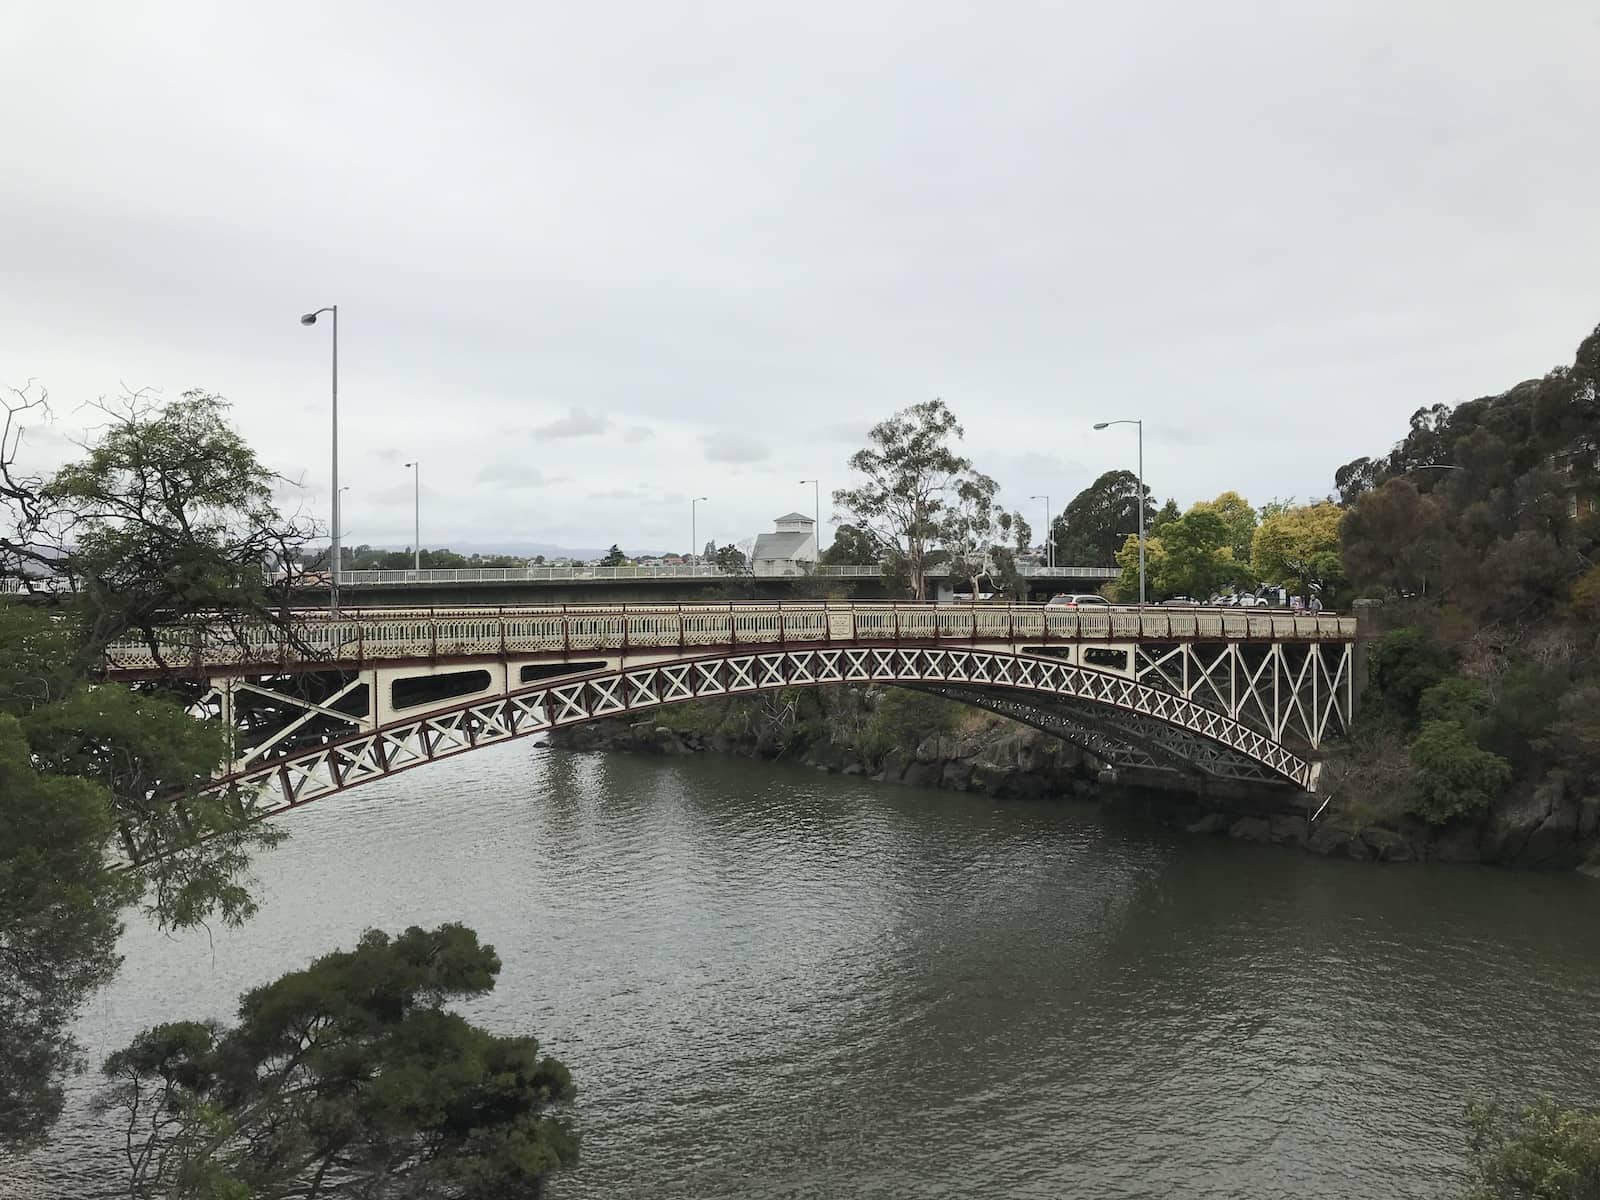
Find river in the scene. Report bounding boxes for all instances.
[14,743,1600,1198]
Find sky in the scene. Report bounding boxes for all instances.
[4,2,1599,556]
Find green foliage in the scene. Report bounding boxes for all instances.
[41,391,309,658]
[1571,565,1600,622]
[821,523,881,565]
[1463,1100,1600,1199]
[1339,478,1448,598]
[97,924,579,1200]
[833,399,972,601]
[0,713,135,1149]
[1154,506,1249,599]
[1051,469,1155,566]
[941,471,1027,598]
[1419,676,1490,735]
[855,687,959,765]
[600,544,626,566]
[1252,501,1344,598]
[1367,627,1454,730]
[1113,532,1156,602]
[1482,664,1570,775]
[1194,490,1257,561]
[1408,720,1512,824]
[712,543,749,573]
[24,685,283,927]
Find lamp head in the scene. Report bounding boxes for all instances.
[300,313,319,326]
[694,496,707,502]
[1093,422,1110,430]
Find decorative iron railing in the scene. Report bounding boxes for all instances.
[102,603,1357,673]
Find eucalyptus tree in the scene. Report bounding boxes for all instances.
[834,399,971,601]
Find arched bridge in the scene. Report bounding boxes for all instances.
[104,602,1359,861]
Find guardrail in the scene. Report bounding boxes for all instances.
[102,603,1356,673]
[327,563,1119,586]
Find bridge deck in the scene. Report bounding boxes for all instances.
[104,602,1356,674]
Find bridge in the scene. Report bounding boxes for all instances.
[104,602,1359,862]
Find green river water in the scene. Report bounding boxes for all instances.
[13,742,1600,1198]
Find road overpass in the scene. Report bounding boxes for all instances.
[311,562,1120,607]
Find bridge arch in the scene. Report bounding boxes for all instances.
[123,644,1324,864]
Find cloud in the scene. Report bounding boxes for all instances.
[475,463,570,489]
[701,431,769,464]
[622,424,655,443]
[534,407,609,439]
[373,448,401,466]
[588,486,652,501]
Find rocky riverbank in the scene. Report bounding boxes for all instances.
[548,690,1600,873]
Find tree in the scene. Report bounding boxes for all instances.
[939,472,1027,599]
[1461,1100,1600,1198]
[9,389,314,666]
[1251,501,1344,599]
[713,543,749,574]
[1194,490,1257,561]
[1340,478,1448,597]
[1112,532,1159,602]
[1051,470,1155,566]
[97,924,579,1200]
[834,399,971,600]
[1154,507,1248,599]
[0,712,135,1150]
[1150,498,1180,534]
[600,544,626,567]
[1408,719,1512,823]
[821,523,881,565]
[0,389,306,1150]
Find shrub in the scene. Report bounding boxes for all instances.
[1369,627,1455,730]
[1408,720,1512,824]
[1464,1099,1600,1199]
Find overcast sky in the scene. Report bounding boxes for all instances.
[5,2,1598,554]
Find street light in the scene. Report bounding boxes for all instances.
[300,305,339,616]
[1029,494,1051,570]
[1093,419,1144,606]
[402,461,420,572]
[691,496,708,566]
[798,479,821,559]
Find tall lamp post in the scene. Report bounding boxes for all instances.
[1029,494,1051,570]
[691,496,708,566]
[798,478,821,559]
[1093,419,1144,606]
[300,305,339,616]
[403,460,421,572]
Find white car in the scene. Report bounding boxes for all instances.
[1046,593,1111,608]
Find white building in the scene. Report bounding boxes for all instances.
[751,512,819,576]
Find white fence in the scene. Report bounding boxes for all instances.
[330,563,1117,586]
[103,602,1356,672]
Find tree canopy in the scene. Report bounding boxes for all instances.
[97,924,579,1199]
[833,399,972,601]
[1051,470,1155,567]
[0,389,302,1151]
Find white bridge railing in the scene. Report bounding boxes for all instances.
[103,603,1356,673]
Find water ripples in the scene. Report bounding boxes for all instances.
[11,742,1600,1199]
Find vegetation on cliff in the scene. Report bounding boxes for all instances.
[1328,323,1600,853]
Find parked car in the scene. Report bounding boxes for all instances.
[1046,593,1111,608]
[1160,596,1199,606]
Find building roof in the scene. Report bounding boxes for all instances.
[753,531,814,560]
[772,511,814,525]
